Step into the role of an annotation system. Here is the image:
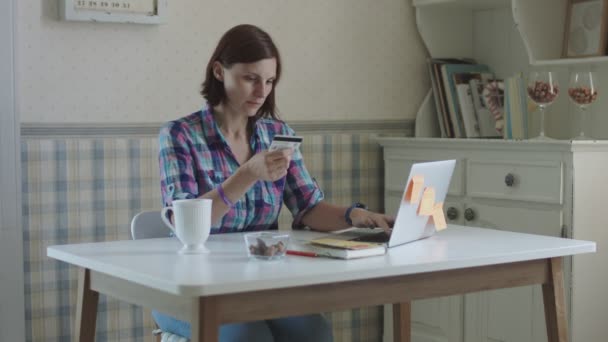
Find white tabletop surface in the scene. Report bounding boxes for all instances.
[47,225,595,297]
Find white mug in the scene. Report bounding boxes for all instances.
[161,199,212,254]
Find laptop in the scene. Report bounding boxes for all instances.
[330,159,456,248]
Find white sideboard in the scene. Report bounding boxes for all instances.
[378,137,608,342]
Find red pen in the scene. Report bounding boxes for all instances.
[286,250,318,257]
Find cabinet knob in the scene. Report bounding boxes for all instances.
[464,208,476,221]
[504,173,515,187]
[446,207,458,220]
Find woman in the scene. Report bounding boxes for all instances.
[158,24,394,342]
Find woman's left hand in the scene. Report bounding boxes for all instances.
[350,209,395,232]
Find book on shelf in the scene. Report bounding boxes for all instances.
[427,58,476,138]
[504,80,512,139]
[503,73,531,140]
[427,60,448,138]
[453,71,495,138]
[292,238,386,260]
[455,83,480,138]
[469,75,503,138]
[432,61,453,138]
[441,63,491,138]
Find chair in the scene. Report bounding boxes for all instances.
[130,211,188,342]
[130,210,174,240]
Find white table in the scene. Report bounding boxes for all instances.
[47,226,595,342]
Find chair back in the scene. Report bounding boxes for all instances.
[131,211,185,342]
[130,210,173,240]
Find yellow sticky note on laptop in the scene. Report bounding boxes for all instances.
[429,202,447,230]
[404,175,424,204]
[417,187,436,216]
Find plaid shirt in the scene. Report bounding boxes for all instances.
[159,106,323,233]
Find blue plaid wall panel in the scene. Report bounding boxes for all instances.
[22,132,393,342]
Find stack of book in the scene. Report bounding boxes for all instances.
[503,73,535,140]
[428,58,502,138]
[289,237,386,259]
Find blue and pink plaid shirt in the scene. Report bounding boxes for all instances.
[159,106,323,233]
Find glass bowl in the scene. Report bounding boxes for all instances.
[244,232,290,260]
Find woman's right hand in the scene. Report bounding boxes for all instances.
[243,149,293,182]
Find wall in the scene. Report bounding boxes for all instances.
[17,0,428,124]
[12,1,428,340]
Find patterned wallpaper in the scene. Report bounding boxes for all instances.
[21,125,409,341]
[16,0,428,124]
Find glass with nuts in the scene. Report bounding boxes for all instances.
[568,71,597,140]
[527,71,559,140]
[244,232,290,260]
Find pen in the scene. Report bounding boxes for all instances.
[286,250,318,257]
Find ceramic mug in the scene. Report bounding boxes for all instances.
[161,199,212,254]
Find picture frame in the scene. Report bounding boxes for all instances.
[563,0,608,57]
[59,0,167,24]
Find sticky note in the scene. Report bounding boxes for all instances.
[429,202,447,230]
[417,187,436,216]
[404,175,424,204]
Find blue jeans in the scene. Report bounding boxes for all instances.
[152,310,333,342]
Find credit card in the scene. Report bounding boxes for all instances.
[269,135,303,151]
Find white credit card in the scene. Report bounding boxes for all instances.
[269,135,303,151]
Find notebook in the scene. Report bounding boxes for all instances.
[302,238,387,259]
[322,160,456,249]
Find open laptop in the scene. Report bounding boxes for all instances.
[331,160,456,248]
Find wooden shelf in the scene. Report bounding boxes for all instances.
[514,0,608,67]
[417,0,607,67]
[413,0,510,9]
[532,56,608,67]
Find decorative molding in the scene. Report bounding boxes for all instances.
[21,122,165,138]
[21,119,414,137]
[378,137,608,153]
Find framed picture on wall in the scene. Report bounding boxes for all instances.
[563,0,608,57]
[59,0,168,24]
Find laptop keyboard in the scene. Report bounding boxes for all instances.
[351,231,390,243]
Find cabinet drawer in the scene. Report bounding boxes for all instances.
[464,202,563,237]
[466,159,563,204]
[385,158,464,196]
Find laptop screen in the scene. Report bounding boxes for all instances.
[387,160,456,248]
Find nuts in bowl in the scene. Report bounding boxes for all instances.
[244,232,290,260]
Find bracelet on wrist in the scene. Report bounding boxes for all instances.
[217,183,234,207]
[345,202,367,226]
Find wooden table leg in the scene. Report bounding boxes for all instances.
[75,268,99,342]
[192,297,220,342]
[542,257,568,342]
[393,302,411,342]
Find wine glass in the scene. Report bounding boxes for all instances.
[568,71,598,140]
[527,71,559,140]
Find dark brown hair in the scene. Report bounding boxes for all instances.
[201,24,282,120]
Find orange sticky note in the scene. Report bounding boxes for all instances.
[404,175,424,204]
[429,202,447,230]
[417,187,435,216]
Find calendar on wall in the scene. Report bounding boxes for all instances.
[73,1,155,15]
[59,0,167,24]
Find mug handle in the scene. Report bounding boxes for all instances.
[160,207,177,235]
